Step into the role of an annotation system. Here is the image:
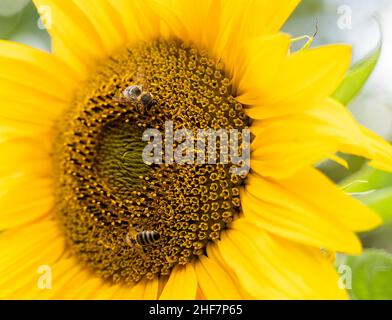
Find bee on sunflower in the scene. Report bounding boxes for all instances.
[1,0,392,300]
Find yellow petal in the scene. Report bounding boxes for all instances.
[110,0,160,42]
[5,254,117,300]
[148,0,189,41]
[157,0,222,45]
[217,224,300,299]
[37,255,131,300]
[329,154,349,169]
[214,0,299,71]
[0,40,80,100]
[357,125,392,172]
[240,45,351,118]
[251,135,337,179]
[250,98,392,178]
[206,243,254,299]
[244,172,363,254]
[160,263,198,300]
[195,255,242,299]
[234,33,291,93]
[113,284,145,300]
[33,0,160,74]
[0,138,51,177]
[144,277,161,300]
[268,235,348,300]
[7,255,80,300]
[68,277,121,300]
[74,0,127,49]
[0,41,75,127]
[52,266,97,300]
[113,278,160,300]
[232,0,300,37]
[275,167,382,231]
[31,0,108,73]
[0,82,66,126]
[0,220,66,298]
[0,176,54,229]
[32,0,102,73]
[0,118,51,142]
[218,219,348,299]
[157,0,298,79]
[307,99,392,172]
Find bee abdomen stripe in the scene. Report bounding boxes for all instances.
[152,231,160,241]
[137,231,160,245]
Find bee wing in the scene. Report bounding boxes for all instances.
[128,226,138,237]
[113,90,132,104]
[134,68,151,92]
[113,92,122,102]
[125,233,133,246]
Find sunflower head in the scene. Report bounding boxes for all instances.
[1,0,392,300]
[53,39,249,283]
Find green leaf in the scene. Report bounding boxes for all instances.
[340,165,392,192]
[0,13,22,38]
[332,41,381,105]
[340,166,392,222]
[342,250,392,300]
[0,0,30,38]
[319,154,366,183]
[0,0,29,17]
[360,187,392,222]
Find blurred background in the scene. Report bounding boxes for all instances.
[285,0,392,141]
[283,0,392,253]
[0,1,391,251]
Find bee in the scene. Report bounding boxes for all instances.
[136,230,161,246]
[119,84,156,114]
[126,228,161,247]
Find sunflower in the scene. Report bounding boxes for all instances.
[1,0,392,300]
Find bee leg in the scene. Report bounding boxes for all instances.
[138,104,146,115]
[135,244,148,261]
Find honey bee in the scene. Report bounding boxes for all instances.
[118,84,156,114]
[136,230,161,246]
[126,228,161,247]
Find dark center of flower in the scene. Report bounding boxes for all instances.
[53,39,249,284]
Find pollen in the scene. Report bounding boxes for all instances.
[53,39,250,284]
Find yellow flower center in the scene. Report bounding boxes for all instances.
[53,39,249,284]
